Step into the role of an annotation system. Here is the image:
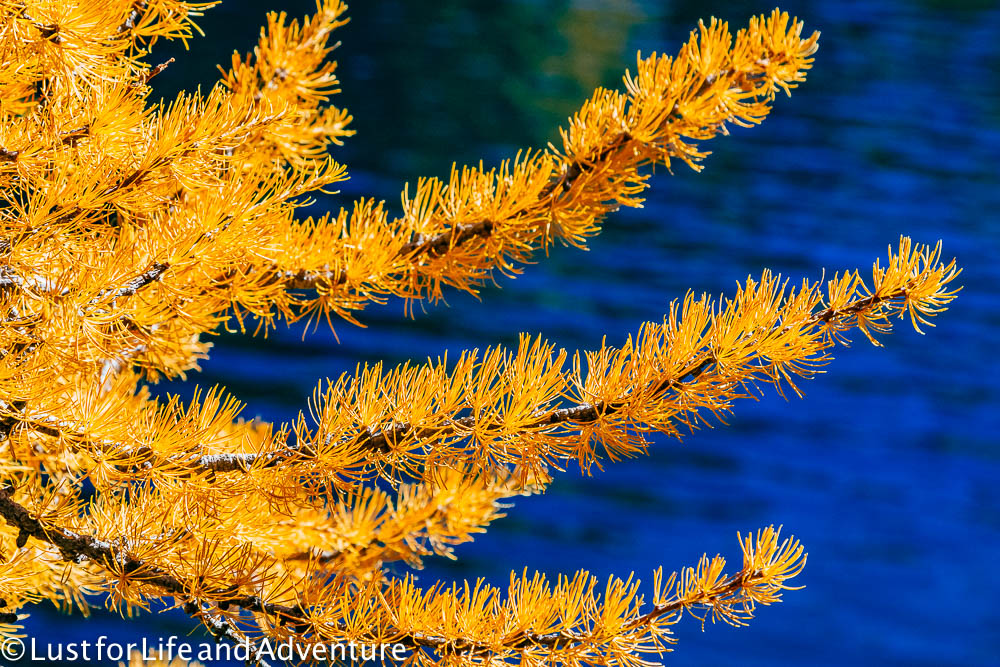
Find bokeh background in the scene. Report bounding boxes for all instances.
[24,1,999,665]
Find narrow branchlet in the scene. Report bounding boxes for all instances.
[261,10,822,327]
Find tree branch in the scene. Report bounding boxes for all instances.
[18,287,910,480]
[116,1,148,36]
[278,60,763,295]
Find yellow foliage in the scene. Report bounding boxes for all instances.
[0,2,961,665]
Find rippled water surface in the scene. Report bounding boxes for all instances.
[27,1,1000,665]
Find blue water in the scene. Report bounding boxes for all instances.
[24,1,999,665]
